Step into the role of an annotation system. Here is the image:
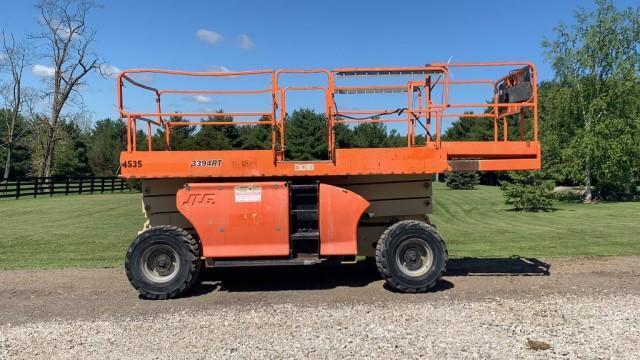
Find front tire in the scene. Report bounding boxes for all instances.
[125,225,202,299]
[375,220,448,292]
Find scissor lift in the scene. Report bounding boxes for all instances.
[118,62,540,299]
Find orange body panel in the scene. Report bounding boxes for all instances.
[318,184,369,256]
[176,182,289,258]
[119,141,540,179]
[121,146,448,178]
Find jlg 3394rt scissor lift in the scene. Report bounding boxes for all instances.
[118,62,540,299]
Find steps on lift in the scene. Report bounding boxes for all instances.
[289,182,320,257]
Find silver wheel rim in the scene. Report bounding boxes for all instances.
[395,238,433,277]
[140,244,180,283]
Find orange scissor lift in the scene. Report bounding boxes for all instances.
[119,62,540,299]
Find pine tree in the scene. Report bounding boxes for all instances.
[87,118,125,176]
[500,171,555,211]
[352,122,387,148]
[284,109,327,160]
[445,171,480,190]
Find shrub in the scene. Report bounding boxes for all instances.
[500,171,555,211]
[553,188,583,203]
[445,171,480,190]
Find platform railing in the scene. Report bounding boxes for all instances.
[117,62,538,162]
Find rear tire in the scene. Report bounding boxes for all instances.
[125,225,202,299]
[375,220,447,292]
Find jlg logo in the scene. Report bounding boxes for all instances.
[181,193,216,207]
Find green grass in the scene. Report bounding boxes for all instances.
[0,193,144,269]
[431,183,640,258]
[0,184,639,269]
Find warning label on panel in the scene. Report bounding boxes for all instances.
[294,163,315,171]
[234,185,262,202]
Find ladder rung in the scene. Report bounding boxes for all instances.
[291,231,319,240]
[290,184,318,190]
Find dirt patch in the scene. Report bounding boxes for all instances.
[1,257,639,358]
[0,256,638,325]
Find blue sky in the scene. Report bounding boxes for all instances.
[1,0,637,125]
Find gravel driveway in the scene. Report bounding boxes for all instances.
[1,256,639,359]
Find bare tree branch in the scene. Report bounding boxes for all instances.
[29,0,102,177]
[0,29,32,178]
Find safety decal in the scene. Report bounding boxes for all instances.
[234,185,262,202]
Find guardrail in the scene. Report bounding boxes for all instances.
[0,176,131,199]
[117,62,538,162]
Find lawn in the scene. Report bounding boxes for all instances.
[0,184,639,269]
[0,193,144,269]
[430,184,640,258]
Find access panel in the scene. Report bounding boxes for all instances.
[176,182,290,258]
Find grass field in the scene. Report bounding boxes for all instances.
[1,184,639,269]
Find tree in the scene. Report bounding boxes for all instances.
[236,116,272,150]
[501,171,555,211]
[443,113,494,141]
[0,30,31,179]
[192,113,235,150]
[333,122,354,149]
[445,171,480,190]
[32,0,102,177]
[285,109,327,160]
[0,109,30,177]
[166,115,196,150]
[541,0,640,201]
[351,121,388,148]
[52,119,91,176]
[87,118,125,176]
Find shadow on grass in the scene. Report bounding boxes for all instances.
[503,207,561,212]
[178,256,549,296]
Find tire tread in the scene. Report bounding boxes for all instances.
[375,220,448,293]
[125,225,201,300]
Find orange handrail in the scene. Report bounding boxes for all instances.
[117,62,538,157]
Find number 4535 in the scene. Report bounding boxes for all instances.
[121,160,143,168]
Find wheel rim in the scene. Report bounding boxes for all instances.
[395,238,433,277]
[140,244,180,283]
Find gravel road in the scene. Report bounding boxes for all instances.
[1,256,639,359]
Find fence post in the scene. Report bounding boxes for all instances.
[79,177,83,194]
[33,177,38,198]
[120,179,125,192]
[65,177,70,195]
[111,177,115,193]
[16,179,21,199]
[90,177,95,194]
[100,177,105,194]
[49,177,54,197]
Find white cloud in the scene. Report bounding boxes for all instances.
[205,65,230,72]
[32,64,55,78]
[196,29,223,44]
[56,26,80,40]
[128,73,154,83]
[100,64,121,78]
[193,95,213,104]
[237,34,254,50]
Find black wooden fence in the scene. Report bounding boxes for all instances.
[0,176,131,199]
